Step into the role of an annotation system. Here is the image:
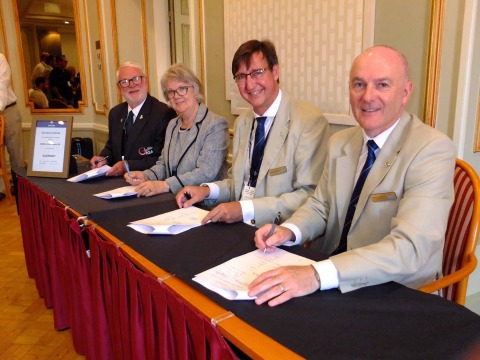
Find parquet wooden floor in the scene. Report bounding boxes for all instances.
[0,196,84,360]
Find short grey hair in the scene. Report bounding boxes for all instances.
[160,63,204,102]
[116,61,145,80]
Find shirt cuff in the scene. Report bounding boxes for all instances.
[202,183,219,200]
[239,200,254,226]
[313,260,339,290]
[281,222,302,246]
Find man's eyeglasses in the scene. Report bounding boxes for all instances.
[163,85,193,99]
[233,67,270,84]
[117,76,145,88]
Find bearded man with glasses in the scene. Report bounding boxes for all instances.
[177,39,330,227]
[90,61,176,176]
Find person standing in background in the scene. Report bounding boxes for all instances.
[0,53,24,202]
[31,52,49,87]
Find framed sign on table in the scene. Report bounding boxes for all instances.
[27,116,74,178]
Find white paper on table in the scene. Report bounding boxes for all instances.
[67,165,111,182]
[127,206,209,235]
[94,185,138,199]
[193,248,316,300]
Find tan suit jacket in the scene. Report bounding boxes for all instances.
[288,112,456,292]
[208,92,330,226]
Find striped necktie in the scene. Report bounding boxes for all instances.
[334,140,379,254]
[249,116,267,187]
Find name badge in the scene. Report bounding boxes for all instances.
[241,185,256,201]
[269,166,287,176]
[371,192,397,202]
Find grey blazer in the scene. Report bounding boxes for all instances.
[144,103,229,193]
[288,112,456,292]
[208,91,330,226]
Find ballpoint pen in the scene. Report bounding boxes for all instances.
[122,155,131,179]
[94,155,109,164]
[264,211,281,253]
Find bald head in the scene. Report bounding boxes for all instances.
[352,45,410,82]
[348,45,414,137]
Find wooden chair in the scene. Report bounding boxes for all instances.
[419,158,480,305]
[0,115,14,204]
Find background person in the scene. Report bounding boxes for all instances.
[176,39,330,227]
[126,64,229,197]
[90,61,176,176]
[31,52,49,87]
[0,53,24,202]
[29,76,49,109]
[249,45,456,307]
[49,54,73,105]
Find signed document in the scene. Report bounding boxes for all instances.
[128,206,209,235]
[94,185,138,199]
[193,248,315,300]
[67,165,111,182]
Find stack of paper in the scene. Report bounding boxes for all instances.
[193,248,315,300]
[128,206,209,235]
[67,165,111,182]
[94,186,138,199]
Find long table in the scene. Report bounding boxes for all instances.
[16,168,480,359]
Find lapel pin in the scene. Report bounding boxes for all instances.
[385,162,391,167]
[140,115,144,120]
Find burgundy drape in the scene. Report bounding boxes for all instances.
[87,227,236,360]
[17,177,54,307]
[18,176,236,359]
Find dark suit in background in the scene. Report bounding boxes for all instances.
[100,93,176,171]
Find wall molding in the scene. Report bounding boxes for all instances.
[223,0,375,125]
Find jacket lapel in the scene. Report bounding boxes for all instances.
[125,95,152,157]
[234,112,254,198]
[256,96,289,186]
[336,130,363,228]
[350,113,411,227]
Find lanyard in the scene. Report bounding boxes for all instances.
[166,108,209,177]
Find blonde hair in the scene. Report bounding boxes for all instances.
[160,63,204,102]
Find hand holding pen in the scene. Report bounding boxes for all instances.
[122,156,131,180]
[263,211,281,253]
[90,155,109,168]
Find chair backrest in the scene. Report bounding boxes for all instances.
[442,158,480,302]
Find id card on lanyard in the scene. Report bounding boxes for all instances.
[241,184,256,200]
[240,115,274,201]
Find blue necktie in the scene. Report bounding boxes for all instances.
[334,140,379,254]
[249,117,267,187]
[125,111,134,135]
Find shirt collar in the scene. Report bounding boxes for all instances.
[253,89,282,118]
[128,98,147,118]
[362,117,400,149]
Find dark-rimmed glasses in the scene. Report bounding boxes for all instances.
[117,76,145,88]
[163,85,193,99]
[233,67,270,84]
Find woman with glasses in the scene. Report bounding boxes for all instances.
[126,63,229,196]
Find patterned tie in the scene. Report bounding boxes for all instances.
[125,111,134,135]
[334,140,379,254]
[249,117,267,187]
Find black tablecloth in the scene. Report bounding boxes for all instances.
[17,171,480,359]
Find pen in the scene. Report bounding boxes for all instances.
[264,211,281,253]
[94,155,109,164]
[184,191,192,200]
[122,156,131,179]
